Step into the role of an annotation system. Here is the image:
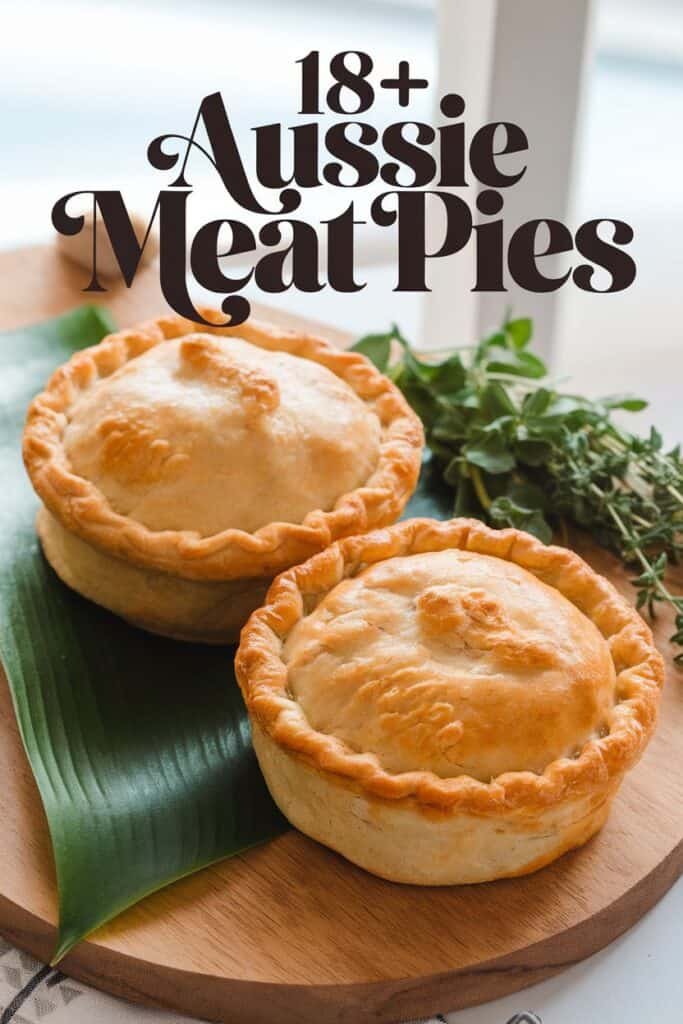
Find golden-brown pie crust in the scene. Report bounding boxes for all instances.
[236,518,664,818]
[23,310,423,584]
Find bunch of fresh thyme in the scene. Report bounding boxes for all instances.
[352,317,683,660]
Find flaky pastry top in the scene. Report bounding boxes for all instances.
[62,334,381,536]
[23,311,423,581]
[284,548,616,782]
[236,518,665,813]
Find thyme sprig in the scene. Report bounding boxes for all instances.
[352,318,683,660]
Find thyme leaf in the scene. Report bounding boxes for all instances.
[353,317,683,659]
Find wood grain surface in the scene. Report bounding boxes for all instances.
[0,245,681,1024]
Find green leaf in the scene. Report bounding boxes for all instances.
[514,438,552,466]
[350,331,393,371]
[401,346,441,384]
[430,353,466,395]
[432,405,468,443]
[485,349,547,380]
[522,387,553,417]
[400,379,440,429]
[504,317,533,350]
[464,437,516,474]
[514,351,547,378]
[478,414,515,438]
[479,382,517,421]
[506,481,548,512]
[0,308,286,962]
[489,496,553,544]
[600,394,648,412]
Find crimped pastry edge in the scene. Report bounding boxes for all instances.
[22,310,424,582]
[235,517,665,815]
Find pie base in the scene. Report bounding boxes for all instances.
[24,313,423,643]
[237,517,664,885]
[37,507,268,644]
[252,721,616,885]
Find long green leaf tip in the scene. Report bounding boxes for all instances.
[0,307,286,961]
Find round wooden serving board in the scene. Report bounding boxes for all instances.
[0,246,681,1024]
